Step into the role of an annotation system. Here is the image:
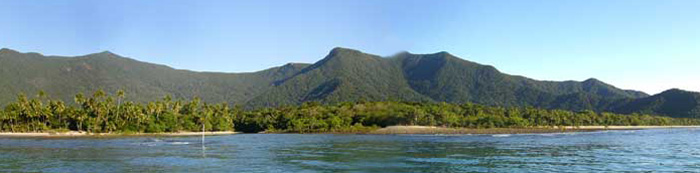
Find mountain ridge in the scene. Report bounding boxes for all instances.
[1,47,698,118]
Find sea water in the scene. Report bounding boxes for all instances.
[1,128,700,172]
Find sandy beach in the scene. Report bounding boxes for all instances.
[556,125,700,130]
[0,131,238,137]
[3,126,700,137]
[369,125,700,134]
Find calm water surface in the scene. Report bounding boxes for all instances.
[2,128,700,172]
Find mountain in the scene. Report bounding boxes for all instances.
[250,48,649,110]
[246,48,432,107]
[1,47,697,118]
[0,48,309,105]
[613,89,700,118]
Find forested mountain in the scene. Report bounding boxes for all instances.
[0,47,697,118]
[247,48,650,109]
[0,48,308,105]
[613,89,700,118]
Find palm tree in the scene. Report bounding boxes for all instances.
[115,90,125,128]
[0,111,8,131]
[49,100,66,129]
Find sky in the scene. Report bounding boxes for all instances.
[0,0,698,94]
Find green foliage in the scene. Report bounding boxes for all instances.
[613,89,700,118]
[1,48,698,118]
[0,48,309,108]
[203,99,700,133]
[3,90,698,133]
[0,90,235,133]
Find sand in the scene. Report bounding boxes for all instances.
[2,125,699,136]
[369,125,700,134]
[0,131,238,137]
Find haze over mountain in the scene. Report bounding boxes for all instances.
[1,47,698,118]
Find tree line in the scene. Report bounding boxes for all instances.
[1,90,699,133]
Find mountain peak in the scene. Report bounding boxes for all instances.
[397,50,454,57]
[436,51,451,55]
[320,47,377,64]
[581,78,608,87]
[583,78,601,83]
[83,51,123,59]
[660,88,694,95]
[96,50,118,56]
[0,48,19,55]
[329,47,362,55]
[0,48,44,57]
[397,50,411,54]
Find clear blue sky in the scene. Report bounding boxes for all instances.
[1,0,698,94]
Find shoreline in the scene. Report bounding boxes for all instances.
[2,125,700,137]
[368,125,700,134]
[556,125,700,130]
[0,131,238,138]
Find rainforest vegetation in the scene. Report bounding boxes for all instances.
[4,47,700,119]
[1,90,699,133]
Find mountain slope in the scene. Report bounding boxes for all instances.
[394,51,647,110]
[0,48,309,105]
[613,89,700,118]
[247,48,431,107]
[3,47,697,118]
[247,48,650,109]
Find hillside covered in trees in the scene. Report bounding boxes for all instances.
[1,91,698,133]
[1,47,699,118]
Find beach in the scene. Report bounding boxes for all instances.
[0,131,238,137]
[2,125,700,137]
[368,125,700,134]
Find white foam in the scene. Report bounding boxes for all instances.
[492,134,511,137]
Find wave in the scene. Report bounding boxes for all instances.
[169,142,190,145]
[492,134,511,137]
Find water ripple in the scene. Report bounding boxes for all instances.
[1,129,700,172]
